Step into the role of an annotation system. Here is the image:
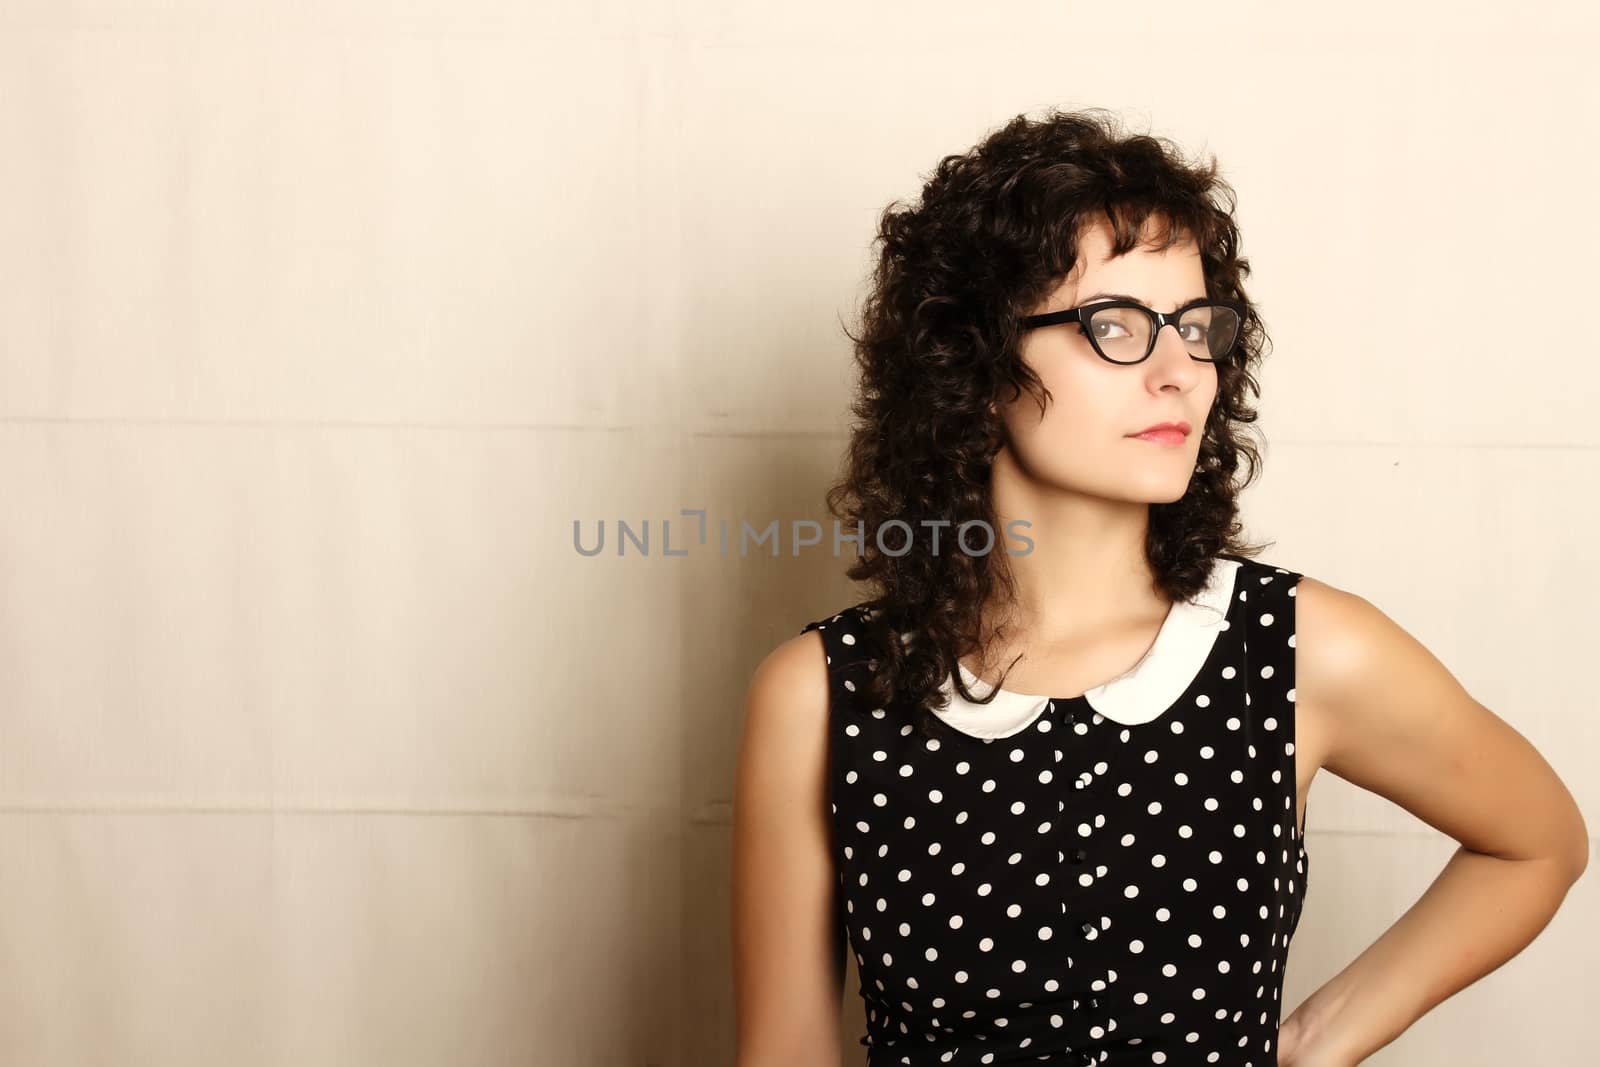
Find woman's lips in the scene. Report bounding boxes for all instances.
[1128,429,1187,446]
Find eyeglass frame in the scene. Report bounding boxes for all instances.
[1018,297,1248,365]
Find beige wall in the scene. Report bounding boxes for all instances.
[0,2,1595,1064]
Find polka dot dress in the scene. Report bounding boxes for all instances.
[797,554,1308,1065]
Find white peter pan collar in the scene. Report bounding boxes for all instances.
[932,557,1240,738]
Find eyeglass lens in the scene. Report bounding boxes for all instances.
[1086,304,1241,363]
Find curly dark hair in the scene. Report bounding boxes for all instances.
[817,106,1276,739]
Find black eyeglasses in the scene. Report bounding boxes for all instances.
[1019,297,1247,365]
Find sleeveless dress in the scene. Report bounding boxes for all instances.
[797,553,1308,1066]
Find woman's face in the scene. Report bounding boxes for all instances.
[999,217,1219,506]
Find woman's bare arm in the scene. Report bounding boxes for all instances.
[731,630,847,1067]
[1282,577,1589,1064]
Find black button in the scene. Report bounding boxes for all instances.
[1071,848,1087,864]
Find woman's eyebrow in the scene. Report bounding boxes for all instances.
[1076,291,1211,311]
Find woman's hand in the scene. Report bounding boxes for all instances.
[1277,1009,1359,1066]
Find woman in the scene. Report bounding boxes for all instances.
[730,107,1588,1066]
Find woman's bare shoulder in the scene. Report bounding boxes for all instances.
[741,629,832,756]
